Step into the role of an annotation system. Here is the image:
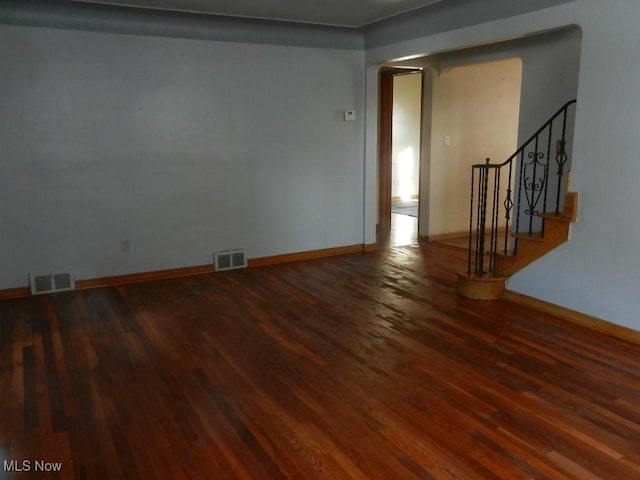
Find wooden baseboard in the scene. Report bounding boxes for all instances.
[0,287,31,300]
[423,227,508,243]
[363,243,378,252]
[248,244,364,268]
[0,245,369,299]
[76,264,216,290]
[424,230,469,242]
[502,290,640,346]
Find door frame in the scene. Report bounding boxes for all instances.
[377,67,424,243]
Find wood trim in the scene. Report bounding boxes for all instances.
[564,191,579,222]
[363,243,378,252]
[456,273,506,300]
[424,230,469,242]
[378,69,394,231]
[0,287,31,300]
[248,245,364,268]
[77,265,216,289]
[503,290,640,346]
[423,227,507,243]
[0,245,370,299]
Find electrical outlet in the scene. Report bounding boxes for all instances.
[121,239,130,253]
[444,135,451,146]
[344,110,356,121]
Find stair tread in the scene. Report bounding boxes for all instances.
[511,231,544,241]
[538,212,573,222]
[493,251,517,260]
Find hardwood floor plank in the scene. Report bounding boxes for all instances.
[1,244,640,478]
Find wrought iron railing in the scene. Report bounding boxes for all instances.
[466,100,576,276]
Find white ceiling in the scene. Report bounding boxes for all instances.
[66,0,446,28]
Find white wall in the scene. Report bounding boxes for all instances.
[0,25,364,288]
[365,0,640,331]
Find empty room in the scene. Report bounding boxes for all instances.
[1,0,640,478]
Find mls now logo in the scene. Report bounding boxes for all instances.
[3,460,63,472]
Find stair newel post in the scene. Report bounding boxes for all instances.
[555,102,573,213]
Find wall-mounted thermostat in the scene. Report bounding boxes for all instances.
[344,110,356,122]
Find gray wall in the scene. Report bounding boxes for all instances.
[5,0,640,335]
[0,25,365,288]
[0,0,363,50]
[363,0,575,49]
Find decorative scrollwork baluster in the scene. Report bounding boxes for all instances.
[523,151,547,222]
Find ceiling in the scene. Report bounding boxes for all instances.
[66,0,447,28]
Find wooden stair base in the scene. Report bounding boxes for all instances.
[456,272,507,300]
[457,191,578,300]
[493,213,571,277]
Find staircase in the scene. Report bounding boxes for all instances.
[456,100,577,300]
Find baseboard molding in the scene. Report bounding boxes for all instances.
[363,243,378,252]
[76,264,216,290]
[424,230,469,242]
[503,290,640,346]
[0,244,368,299]
[248,244,364,268]
[424,227,508,243]
[0,287,31,300]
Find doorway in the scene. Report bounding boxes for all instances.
[377,68,423,247]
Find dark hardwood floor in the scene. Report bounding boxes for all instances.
[1,243,640,479]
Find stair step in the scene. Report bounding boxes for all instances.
[456,272,508,300]
[511,231,544,242]
[538,212,573,222]
[493,251,517,261]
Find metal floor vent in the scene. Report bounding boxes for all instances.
[29,271,75,295]
[214,248,247,271]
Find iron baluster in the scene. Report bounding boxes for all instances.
[556,107,570,212]
[490,165,500,273]
[503,161,513,254]
[542,122,553,215]
[515,149,524,254]
[467,167,475,274]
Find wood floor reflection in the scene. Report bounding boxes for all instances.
[378,212,418,247]
[1,243,640,479]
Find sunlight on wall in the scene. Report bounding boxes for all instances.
[429,57,522,235]
[398,146,415,201]
[392,73,422,200]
